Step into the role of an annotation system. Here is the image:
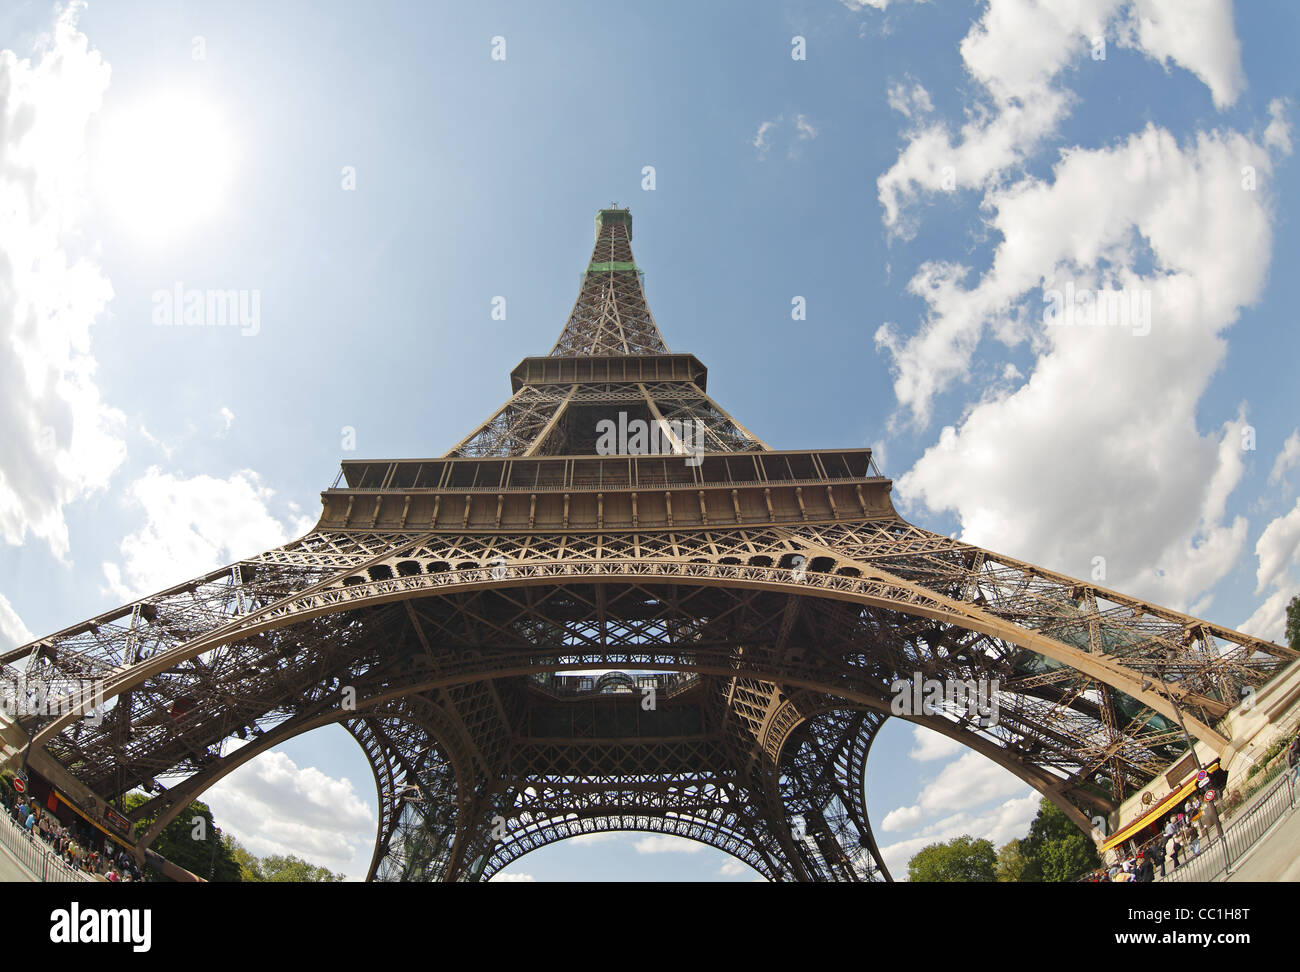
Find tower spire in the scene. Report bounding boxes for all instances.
[549,207,669,356]
[446,207,764,458]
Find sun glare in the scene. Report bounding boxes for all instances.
[96,92,236,241]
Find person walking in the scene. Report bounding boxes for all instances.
[1288,734,1300,806]
[1200,795,1223,842]
[1149,838,1166,878]
[1165,829,1181,871]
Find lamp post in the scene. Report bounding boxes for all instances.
[1142,658,1230,875]
[208,824,222,880]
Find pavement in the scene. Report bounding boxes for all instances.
[1225,796,1300,881]
[0,834,38,882]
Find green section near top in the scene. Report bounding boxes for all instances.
[587,261,640,272]
[594,207,632,242]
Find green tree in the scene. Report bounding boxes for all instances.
[255,854,345,882]
[1038,833,1100,882]
[1286,594,1300,652]
[995,838,1027,882]
[1018,798,1100,882]
[210,833,344,882]
[907,835,997,882]
[226,834,264,882]
[122,793,242,882]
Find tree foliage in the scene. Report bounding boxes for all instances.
[229,836,345,882]
[907,835,997,882]
[122,794,345,882]
[122,793,242,881]
[995,839,1027,882]
[226,834,263,882]
[1016,798,1100,882]
[1286,594,1300,653]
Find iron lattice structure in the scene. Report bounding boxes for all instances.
[5,208,1295,882]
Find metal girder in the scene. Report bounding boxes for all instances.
[5,207,1294,881]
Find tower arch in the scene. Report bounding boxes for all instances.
[2,207,1292,881]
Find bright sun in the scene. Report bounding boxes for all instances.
[96,93,236,240]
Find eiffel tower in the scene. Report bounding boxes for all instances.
[3,207,1294,882]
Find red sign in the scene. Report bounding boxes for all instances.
[103,806,131,836]
[12,778,25,794]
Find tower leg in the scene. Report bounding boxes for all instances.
[764,708,892,882]
[349,708,462,883]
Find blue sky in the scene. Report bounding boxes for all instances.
[0,0,1297,881]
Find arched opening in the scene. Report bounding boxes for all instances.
[45,563,1229,881]
[489,830,766,882]
[195,722,380,882]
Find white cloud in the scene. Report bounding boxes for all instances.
[718,859,748,876]
[886,81,933,120]
[881,750,1029,832]
[751,118,780,159]
[204,749,375,880]
[881,803,926,832]
[491,871,537,882]
[101,467,314,601]
[752,115,818,160]
[138,424,174,460]
[633,835,703,854]
[907,725,964,761]
[1264,98,1291,154]
[877,791,1039,879]
[876,0,1248,234]
[0,594,33,651]
[877,0,1120,232]
[1239,586,1293,645]
[1238,496,1300,642]
[1269,430,1300,487]
[1122,0,1245,110]
[840,0,918,10]
[888,119,1282,609]
[1242,433,1300,640]
[218,406,235,436]
[0,3,126,560]
[869,438,889,476]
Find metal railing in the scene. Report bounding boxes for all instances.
[1155,768,1296,883]
[0,810,97,883]
[529,670,701,699]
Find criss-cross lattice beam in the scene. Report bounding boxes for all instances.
[5,207,1296,883]
[549,209,668,357]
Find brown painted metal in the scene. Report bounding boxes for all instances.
[4,208,1294,881]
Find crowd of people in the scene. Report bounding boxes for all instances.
[1085,731,1300,883]
[1082,791,1221,883]
[7,790,142,882]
